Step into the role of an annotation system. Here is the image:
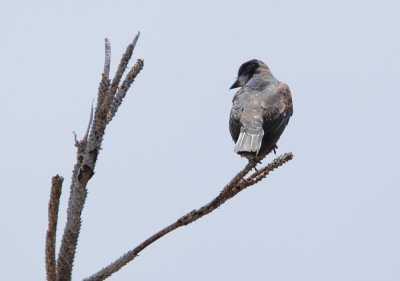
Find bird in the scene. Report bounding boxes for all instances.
[229,59,293,159]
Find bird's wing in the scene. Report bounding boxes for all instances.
[229,91,243,142]
[262,82,293,135]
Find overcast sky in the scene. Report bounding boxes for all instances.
[1,0,399,280]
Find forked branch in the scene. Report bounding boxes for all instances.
[84,151,293,281]
[48,33,143,281]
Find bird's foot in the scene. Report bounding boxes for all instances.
[250,157,259,172]
[272,144,278,155]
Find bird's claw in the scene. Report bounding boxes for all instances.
[272,144,278,154]
[250,157,259,172]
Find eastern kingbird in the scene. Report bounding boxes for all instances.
[229,59,293,158]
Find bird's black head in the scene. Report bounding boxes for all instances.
[230,59,268,89]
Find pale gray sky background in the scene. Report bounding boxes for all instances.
[1,0,399,280]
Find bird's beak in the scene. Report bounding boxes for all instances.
[230,78,241,89]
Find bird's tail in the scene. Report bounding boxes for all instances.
[234,130,264,155]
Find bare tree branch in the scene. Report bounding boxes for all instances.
[96,39,111,112]
[108,58,144,122]
[56,160,88,281]
[103,38,111,78]
[83,152,293,281]
[55,35,143,281]
[45,175,63,281]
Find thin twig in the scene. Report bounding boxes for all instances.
[83,152,293,281]
[73,131,78,146]
[96,39,111,111]
[131,31,140,49]
[242,152,293,190]
[45,175,63,281]
[103,38,111,78]
[84,100,95,141]
[108,58,144,121]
